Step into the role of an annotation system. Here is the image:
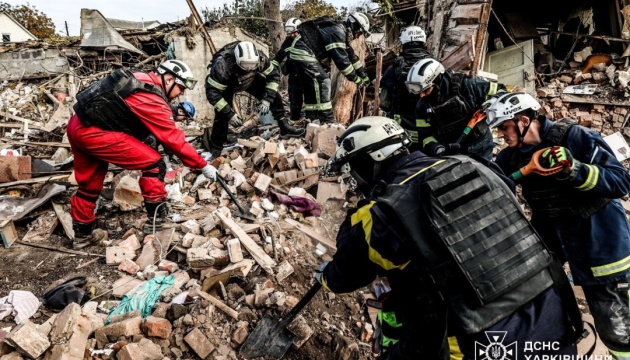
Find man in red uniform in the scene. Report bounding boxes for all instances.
[68,60,217,249]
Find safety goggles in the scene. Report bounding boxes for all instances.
[174,77,197,91]
[405,82,429,95]
[238,61,258,72]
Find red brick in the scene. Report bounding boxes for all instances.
[142,316,172,339]
[0,156,31,183]
[118,259,140,274]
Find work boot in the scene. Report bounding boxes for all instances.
[144,201,169,234]
[278,118,305,138]
[72,221,98,250]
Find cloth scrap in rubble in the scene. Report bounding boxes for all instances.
[0,290,41,324]
[268,191,322,217]
[104,275,175,325]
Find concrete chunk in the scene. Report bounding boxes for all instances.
[227,238,243,263]
[5,321,50,359]
[106,246,136,265]
[113,175,143,211]
[184,328,214,359]
[95,316,142,343]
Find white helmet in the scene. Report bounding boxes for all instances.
[405,58,445,95]
[485,92,541,129]
[348,12,370,36]
[234,41,260,71]
[331,117,410,185]
[285,18,301,33]
[400,26,426,44]
[157,60,197,90]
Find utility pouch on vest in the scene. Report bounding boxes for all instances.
[430,96,473,143]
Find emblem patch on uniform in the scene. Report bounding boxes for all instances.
[475,331,517,360]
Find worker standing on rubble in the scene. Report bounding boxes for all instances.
[315,116,582,358]
[485,92,630,360]
[272,18,304,125]
[68,60,218,249]
[202,41,305,158]
[380,26,433,150]
[405,58,505,160]
[288,13,371,124]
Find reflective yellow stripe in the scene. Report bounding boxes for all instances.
[416,119,431,128]
[351,201,410,271]
[206,77,227,91]
[393,114,402,124]
[407,130,418,142]
[576,164,599,191]
[422,136,438,146]
[215,98,228,112]
[449,337,464,360]
[262,64,274,76]
[352,60,362,69]
[341,65,354,76]
[591,254,630,277]
[271,60,280,67]
[288,35,317,62]
[304,102,333,111]
[486,82,498,98]
[325,42,346,51]
[400,160,445,184]
[265,82,279,92]
[609,349,630,358]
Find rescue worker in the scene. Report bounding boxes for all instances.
[272,18,304,125]
[202,41,304,158]
[316,116,582,359]
[405,58,505,160]
[68,60,218,249]
[289,12,371,123]
[380,25,433,150]
[171,101,195,122]
[485,92,630,360]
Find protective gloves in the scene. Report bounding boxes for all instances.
[201,164,218,181]
[229,114,244,127]
[314,262,329,285]
[354,77,366,88]
[541,146,579,179]
[361,75,370,87]
[259,100,271,116]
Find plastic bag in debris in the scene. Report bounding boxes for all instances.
[104,275,174,325]
[42,276,91,312]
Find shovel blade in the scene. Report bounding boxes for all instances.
[240,313,295,359]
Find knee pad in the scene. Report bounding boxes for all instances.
[143,158,166,182]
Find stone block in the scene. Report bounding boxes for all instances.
[184,328,214,359]
[106,246,136,265]
[50,303,81,342]
[227,238,243,263]
[95,316,142,343]
[118,259,140,275]
[5,321,50,359]
[142,316,172,339]
[116,338,162,360]
[113,175,143,211]
[112,276,144,298]
[118,235,141,252]
[135,241,157,271]
[253,173,272,192]
[286,315,313,349]
[197,188,214,201]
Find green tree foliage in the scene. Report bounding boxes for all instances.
[203,0,269,39]
[0,2,56,39]
[281,0,337,21]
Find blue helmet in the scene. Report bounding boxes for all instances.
[179,101,195,119]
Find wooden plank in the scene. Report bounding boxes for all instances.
[215,211,276,274]
[561,94,630,107]
[441,38,474,71]
[16,241,104,257]
[0,219,18,248]
[0,111,43,127]
[450,4,483,24]
[22,210,58,243]
[52,202,74,240]
[284,218,337,252]
[192,290,239,319]
[0,174,69,188]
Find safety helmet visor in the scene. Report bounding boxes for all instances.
[404,82,425,95]
[174,76,197,91]
[238,61,258,71]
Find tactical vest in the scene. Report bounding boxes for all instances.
[511,118,612,219]
[376,156,554,333]
[297,16,342,61]
[73,69,165,140]
[429,72,488,146]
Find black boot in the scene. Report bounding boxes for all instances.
[278,118,305,138]
[72,221,97,250]
[144,201,168,234]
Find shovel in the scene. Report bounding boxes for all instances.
[240,282,322,359]
[215,174,257,221]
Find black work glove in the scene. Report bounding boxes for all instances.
[314,262,329,285]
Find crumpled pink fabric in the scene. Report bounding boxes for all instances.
[268,191,322,216]
[0,290,41,324]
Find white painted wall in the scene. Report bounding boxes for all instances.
[0,13,37,43]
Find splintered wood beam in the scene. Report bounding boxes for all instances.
[215,211,276,274]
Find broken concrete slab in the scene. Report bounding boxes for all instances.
[5,321,50,359]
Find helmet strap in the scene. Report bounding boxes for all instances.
[515,115,531,147]
[160,73,176,99]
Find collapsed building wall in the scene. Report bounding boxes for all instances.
[0,49,69,81]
